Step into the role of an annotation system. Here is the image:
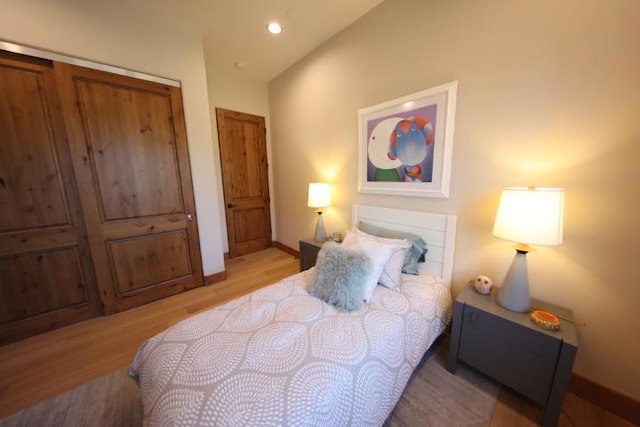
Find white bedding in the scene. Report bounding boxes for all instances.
[130,268,452,426]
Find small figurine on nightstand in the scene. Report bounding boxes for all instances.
[473,275,493,295]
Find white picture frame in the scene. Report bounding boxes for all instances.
[357,81,458,198]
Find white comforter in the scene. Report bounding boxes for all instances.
[130,269,452,426]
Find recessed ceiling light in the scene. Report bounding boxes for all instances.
[267,22,282,34]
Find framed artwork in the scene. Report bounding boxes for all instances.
[357,81,457,198]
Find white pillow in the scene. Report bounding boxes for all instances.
[341,231,393,301]
[351,227,411,291]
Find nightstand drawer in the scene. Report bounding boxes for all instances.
[458,306,560,404]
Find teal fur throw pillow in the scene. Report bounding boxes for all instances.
[309,242,372,311]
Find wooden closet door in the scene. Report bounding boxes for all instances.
[0,54,101,344]
[54,63,203,314]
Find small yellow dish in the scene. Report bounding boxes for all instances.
[530,309,560,331]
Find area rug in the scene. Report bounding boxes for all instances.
[0,337,499,426]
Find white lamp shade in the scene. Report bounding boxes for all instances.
[492,187,564,246]
[307,183,331,208]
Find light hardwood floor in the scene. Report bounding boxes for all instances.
[0,248,633,426]
[0,248,298,418]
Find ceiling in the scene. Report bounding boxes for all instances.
[135,0,384,82]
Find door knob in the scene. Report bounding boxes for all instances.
[186,213,193,221]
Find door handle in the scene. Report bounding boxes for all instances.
[470,312,477,324]
[186,213,193,221]
[227,203,237,209]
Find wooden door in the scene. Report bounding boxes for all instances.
[0,54,101,344]
[55,63,203,314]
[216,108,272,257]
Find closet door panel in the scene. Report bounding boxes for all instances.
[55,63,203,314]
[0,249,86,323]
[0,63,68,230]
[77,81,183,220]
[107,231,191,295]
[0,54,101,344]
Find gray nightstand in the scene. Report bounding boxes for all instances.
[299,238,324,271]
[447,285,578,427]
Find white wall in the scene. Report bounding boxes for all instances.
[1,0,226,275]
[203,67,274,252]
[269,0,640,398]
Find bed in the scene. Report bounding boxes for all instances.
[129,204,457,426]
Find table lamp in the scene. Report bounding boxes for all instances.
[307,182,331,242]
[492,187,564,312]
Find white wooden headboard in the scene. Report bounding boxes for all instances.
[352,204,457,286]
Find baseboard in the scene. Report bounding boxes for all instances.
[569,373,640,425]
[203,270,226,285]
[223,243,279,261]
[274,241,298,258]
